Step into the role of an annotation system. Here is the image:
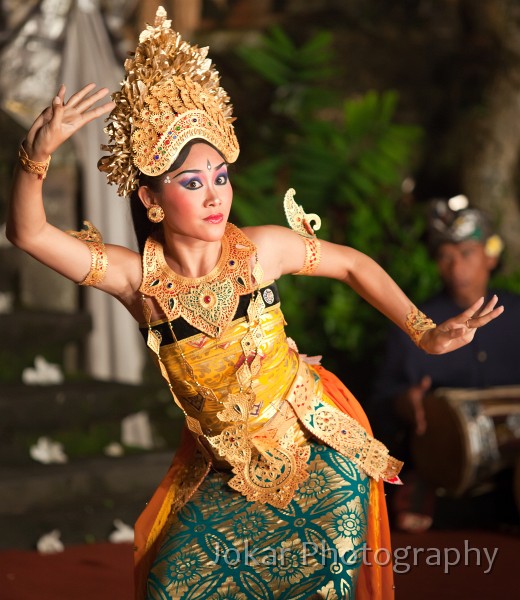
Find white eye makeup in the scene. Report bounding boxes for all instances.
[163,175,172,184]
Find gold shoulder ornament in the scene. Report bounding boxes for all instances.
[283,187,321,238]
[283,188,322,275]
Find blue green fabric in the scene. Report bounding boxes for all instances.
[146,441,370,599]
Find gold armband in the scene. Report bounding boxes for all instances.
[295,236,321,275]
[18,143,51,180]
[405,306,436,347]
[67,221,108,287]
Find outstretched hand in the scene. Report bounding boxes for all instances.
[419,295,504,355]
[24,83,115,161]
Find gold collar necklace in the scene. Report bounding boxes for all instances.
[140,223,257,338]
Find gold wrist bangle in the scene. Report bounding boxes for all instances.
[18,143,51,180]
[405,306,436,347]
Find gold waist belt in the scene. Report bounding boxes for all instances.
[285,361,403,483]
[204,359,402,508]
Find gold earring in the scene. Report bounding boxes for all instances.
[147,205,164,223]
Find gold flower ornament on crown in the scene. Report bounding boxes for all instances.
[97,6,240,197]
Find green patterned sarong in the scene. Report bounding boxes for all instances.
[146,441,370,599]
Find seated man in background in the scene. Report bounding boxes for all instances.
[369,197,520,532]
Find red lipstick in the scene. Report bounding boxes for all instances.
[204,213,223,224]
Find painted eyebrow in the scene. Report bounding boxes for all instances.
[173,169,201,179]
[173,162,228,179]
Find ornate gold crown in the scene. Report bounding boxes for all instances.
[98,6,240,197]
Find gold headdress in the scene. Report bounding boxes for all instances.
[98,6,240,197]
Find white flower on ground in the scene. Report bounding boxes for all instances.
[109,519,134,543]
[104,442,124,457]
[30,436,68,464]
[22,355,64,385]
[37,530,64,554]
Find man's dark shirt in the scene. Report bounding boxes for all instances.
[368,290,520,456]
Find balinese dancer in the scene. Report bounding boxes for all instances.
[7,7,503,600]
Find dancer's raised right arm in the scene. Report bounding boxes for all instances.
[6,84,141,300]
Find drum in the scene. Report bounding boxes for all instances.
[412,386,520,496]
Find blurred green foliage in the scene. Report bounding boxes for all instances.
[491,269,520,294]
[232,28,439,383]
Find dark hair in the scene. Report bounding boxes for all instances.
[129,139,224,254]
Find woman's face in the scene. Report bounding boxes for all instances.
[157,142,232,243]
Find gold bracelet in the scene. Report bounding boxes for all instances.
[405,306,436,347]
[295,236,321,275]
[18,143,51,180]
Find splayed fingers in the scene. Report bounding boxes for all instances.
[445,295,504,346]
[61,84,114,124]
[66,84,112,115]
[63,83,96,108]
[26,83,114,157]
[463,295,503,330]
[421,295,504,354]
